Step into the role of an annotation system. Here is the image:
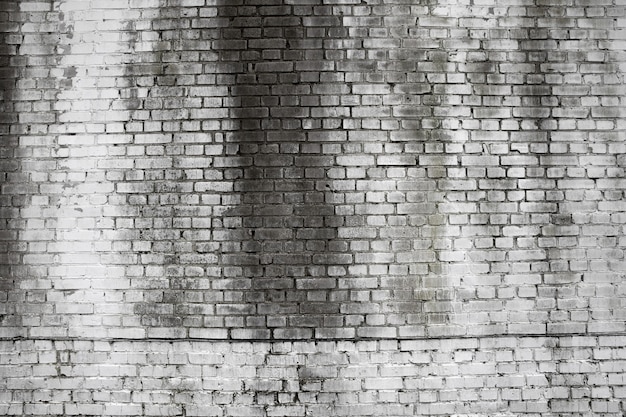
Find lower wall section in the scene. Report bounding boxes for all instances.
[1,336,626,416]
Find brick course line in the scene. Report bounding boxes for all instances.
[5,330,626,344]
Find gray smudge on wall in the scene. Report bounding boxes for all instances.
[516,4,577,334]
[127,1,353,338]
[214,0,347,339]
[0,0,23,338]
[125,1,464,339]
[122,3,188,333]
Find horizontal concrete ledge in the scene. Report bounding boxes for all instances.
[3,331,626,344]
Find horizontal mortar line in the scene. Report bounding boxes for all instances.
[3,332,626,344]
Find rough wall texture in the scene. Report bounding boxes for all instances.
[1,0,626,415]
[4,337,626,416]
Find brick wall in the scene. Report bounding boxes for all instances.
[1,0,626,415]
[3,336,626,416]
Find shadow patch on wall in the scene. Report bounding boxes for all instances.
[0,0,25,338]
[519,4,591,335]
[119,3,193,337]
[213,0,346,339]
[121,2,346,339]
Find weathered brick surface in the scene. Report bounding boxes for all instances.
[1,0,626,414]
[0,338,626,416]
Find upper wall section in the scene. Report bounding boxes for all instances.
[0,0,625,341]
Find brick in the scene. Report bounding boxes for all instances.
[377,155,416,166]
[336,155,375,166]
